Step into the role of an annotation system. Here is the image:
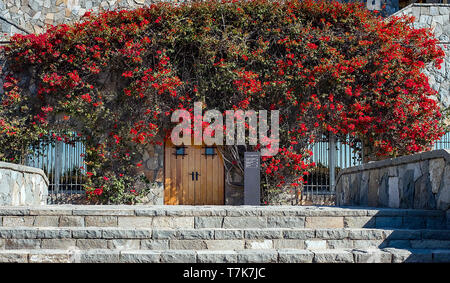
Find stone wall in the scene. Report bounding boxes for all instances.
[335,149,450,212]
[137,144,164,205]
[0,0,176,41]
[391,4,450,117]
[0,161,48,205]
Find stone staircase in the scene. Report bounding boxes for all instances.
[0,205,448,263]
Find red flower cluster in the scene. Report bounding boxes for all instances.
[0,0,444,203]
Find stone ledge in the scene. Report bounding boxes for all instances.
[0,161,49,186]
[0,205,447,217]
[336,149,450,180]
[0,248,448,263]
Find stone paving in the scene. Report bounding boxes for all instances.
[0,205,448,262]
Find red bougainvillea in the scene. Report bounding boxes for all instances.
[0,0,444,203]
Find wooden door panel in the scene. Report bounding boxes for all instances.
[200,151,208,205]
[164,142,224,205]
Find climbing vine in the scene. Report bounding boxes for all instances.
[0,0,445,204]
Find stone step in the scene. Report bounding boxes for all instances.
[0,248,448,263]
[1,227,449,250]
[0,205,446,229]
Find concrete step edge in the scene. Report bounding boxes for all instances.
[0,248,448,263]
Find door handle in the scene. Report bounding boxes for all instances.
[195,172,200,181]
[189,172,195,181]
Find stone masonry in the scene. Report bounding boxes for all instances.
[0,205,448,262]
[0,161,48,205]
[391,4,450,118]
[335,149,450,213]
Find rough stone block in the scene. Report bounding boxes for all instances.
[326,240,353,249]
[375,217,402,228]
[421,230,450,240]
[169,240,207,250]
[267,216,305,228]
[73,208,134,216]
[348,229,385,240]
[244,229,283,239]
[134,208,163,216]
[197,250,237,263]
[402,217,426,229]
[426,217,446,229]
[179,229,214,240]
[245,240,273,249]
[41,239,77,249]
[0,250,29,263]
[160,250,197,263]
[386,248,433,263]
[388,177,400,208]
[237,250,278,263]
[383,229,421,240]
[226,208,262,216]
[194,217,223,228]
[2,216,34,227]
[315,229,348,239]
[85,216,118,227]
[33,216,59,227]
[410,240,450,249]
[120,250,160,263]
[214,229,243,240]
[222,217,267,229]
[152,217,194,229]
[29,207,72,216]
[152,229,180,239]
[353,249,392,263]
[71,228,102,239]
[29,250,72,263]
[36,228,71,239]
[305,217,344,228]
[387,240,411,249]
[76,239,108,249]
[5,239,40,249]
[433,250,450,263]
[344,216,376,228]
[305,240,327,250]
[278,249,313,263]
[0,209,30,216]
[204,240,245,250]
[102,228,152,239]
[59,216,84,227]
[282,229,315,239]
[0,227,38,239]
[353,239,388,249]
[80,250,120,263]
[118,217,152,228]
[272,239,304,249]
[313,250,354,263]
[140,240,169,250]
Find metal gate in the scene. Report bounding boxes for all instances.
[301,132,450,205]
[25,135,86,204]
[25,132,450,205]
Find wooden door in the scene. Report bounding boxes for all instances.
[164,141,224,205]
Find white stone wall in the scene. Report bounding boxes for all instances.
[0,161,49,205]
[391,4,450,113]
